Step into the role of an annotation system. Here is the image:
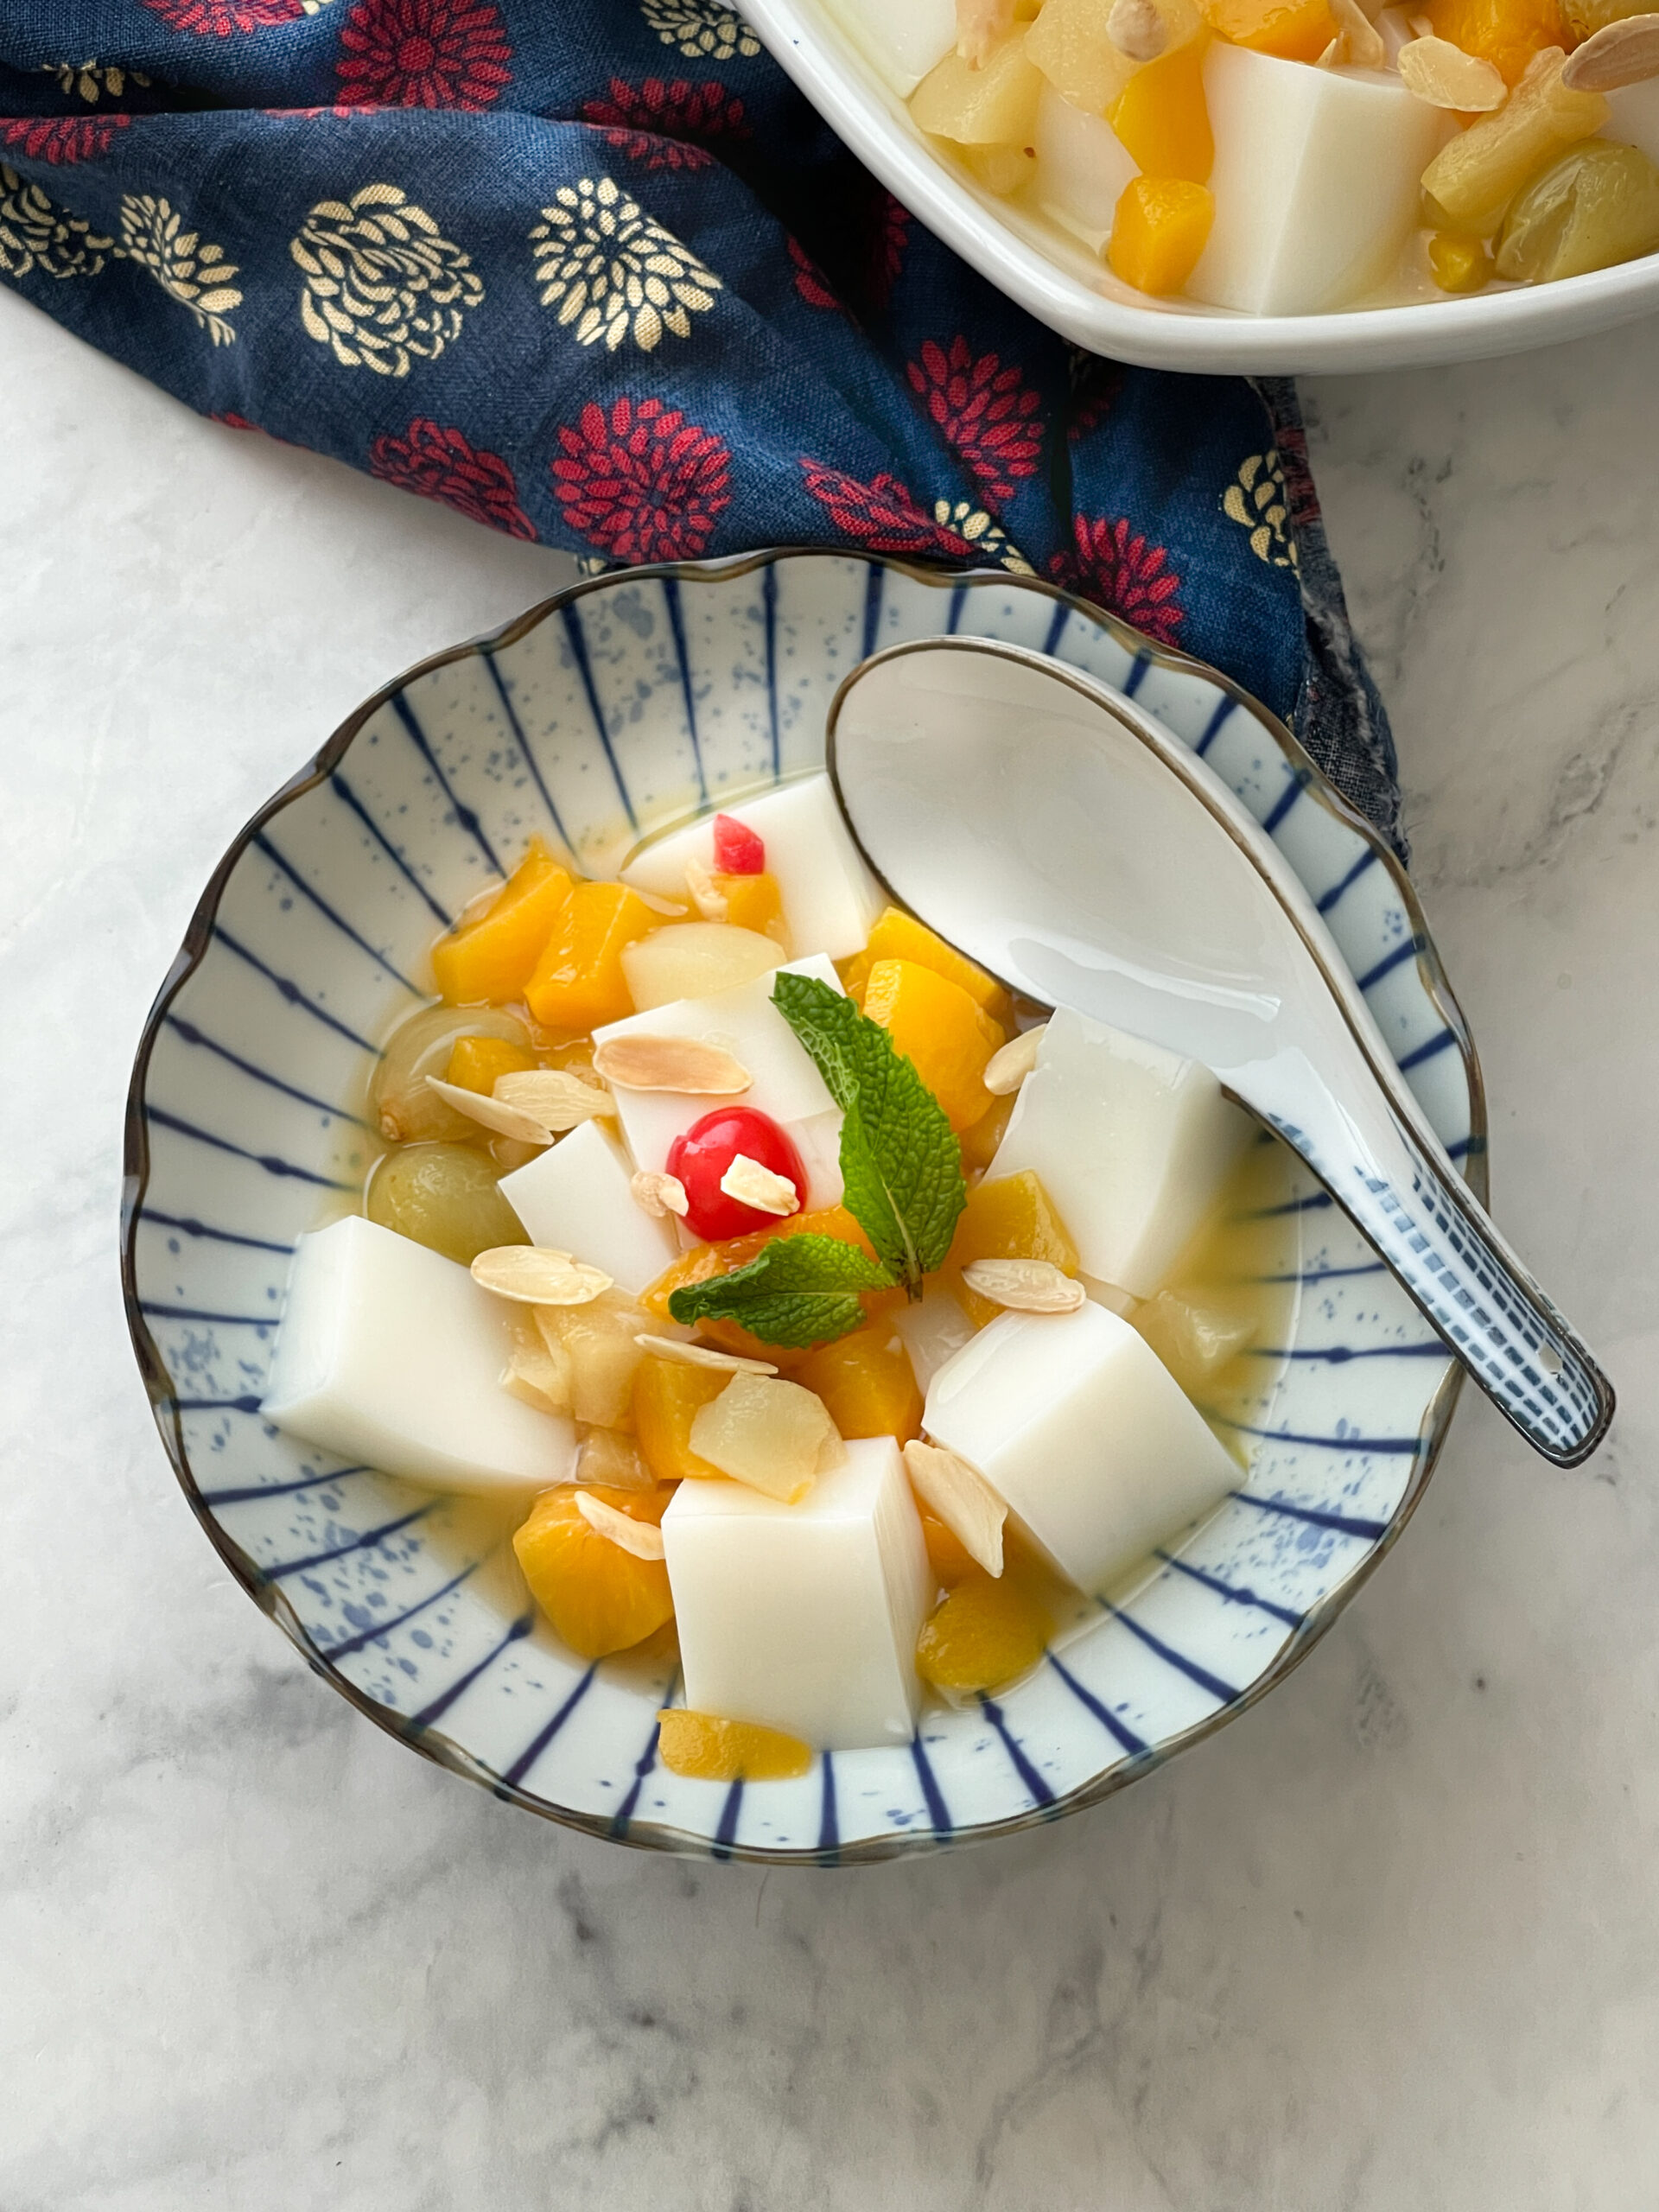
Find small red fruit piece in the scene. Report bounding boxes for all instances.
[712,813,766,874]
[668,1106,807,1240]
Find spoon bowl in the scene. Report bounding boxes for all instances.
[827,637,1614,1468]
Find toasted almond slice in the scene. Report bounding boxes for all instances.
[983,1022,1047,1096]
[573,1427,656,1491]
[632,886,691,918]
[1107,0,1167,58]
[493,1068,612,1129]
[963,1257,1087,1313]
[471,1246,613,1305]
[904,1440,1007,1577]
[1314,31,1342,60]
[1562,10,1659,85]
[424,1076,553,1146]
[631,1169,690,1219]
[684,855,728,922]
[719,1151,801,1217]
[1396,33,1506,105]
[592,1034,752,1095]
[634,1332,779,1376]
[575,1489,666,1557]
[1331,0,1386,66]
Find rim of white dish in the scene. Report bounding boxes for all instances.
[120,549,1486,1861]
[740,0,1659,374]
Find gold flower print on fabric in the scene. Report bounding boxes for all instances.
[291,184,485,376]
[1224,451,1299,569]
[0,165,111,280]
[43,59,151,101]
[938,503,1035,574]
[639,0,760,58]
[118,194,243,346]
[531,175,721,352]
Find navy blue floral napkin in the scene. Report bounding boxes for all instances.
[0,0,1400,841]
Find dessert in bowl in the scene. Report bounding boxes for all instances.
[124,550,1482,1860]
[739,0,1659,367]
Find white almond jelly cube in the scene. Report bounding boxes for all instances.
[824,0,957,95]
[1189,46,1451,315]
[261,1215,577,1495]
[593,954,846,1210]
[498,1118,679,1297]
[662,1440,932,1751]
[1034,83,1137,249]
[922,1302,1237,1594]
[621,774,885,959]
[988,1005,1249,1300]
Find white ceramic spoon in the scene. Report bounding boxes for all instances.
[826,637,1614,1469]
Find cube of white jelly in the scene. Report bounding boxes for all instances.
[1034,82,1137,248]
[261,1215,576,1495]
[593,955,846,1209]
[1189,47,1452,315]
[894,1277,977,1390]
[622,775,885,959]
[989,1005,1249,1300]
[923,1303,1236,1593]
[823,0,957,97]
[662,1440,932,1751]
[498,1118,679,1297]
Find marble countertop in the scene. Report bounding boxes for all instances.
[4,282,1656,2210]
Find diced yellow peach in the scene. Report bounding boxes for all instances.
[442,1033,538,1095]
[915,1569,1051,1690]
[1426,0,1572,86]
[862,957,1004,1133]
[525,880,660,1032]
[1422,48,1606,234]
[959,1089,1016,1179]
[912,31,1046,143]
[431,842,572,1007]
[1110,37,1213,176]
[797,1325,923,1443]
[1108,175,1215,293]
[713,870,786,942]
[632,1357,729,1482]
[917,1507,981,1588]
[946,1168,1082,1325]
[837,948,873,1006]
[642,1205,890,1365]
[1427,230,1492,289]
[863,906,1011,1020]
[512,1484,674,1659]
[656,1709,812,1781]
[1200,0,1338,53]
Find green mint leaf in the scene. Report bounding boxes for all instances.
[666,1232,894,1351]
[771,971,967,1293]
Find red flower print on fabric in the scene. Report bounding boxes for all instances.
[868,189,911,310]
[551,397,732,563]
[0,114,131,163]
[905,337,1042,507]
[798,459,977,560]
[1067,353,1123,441]
[336,0,513,109]
[1053,514,1185,645]
[786,235,839,311]
[143,0,305,34]
[580,78,748,170]
[371,419,536,540]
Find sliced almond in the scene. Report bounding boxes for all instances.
[423,1076,552,1146]
[983,1022,1047,1096]
[493,1068,612,1129]
[631,1169,690,1219]
[575,1489,665,1557]
[1107,0,1167,58]
[1562,10,1659,86]
[962,1257,1087,1313]
[1315,32,1342,60]
[1396,34,1506,105]
[684,855,728,922]
[631,885,691,918]
[573,1427,656,1491]
[471,1246,613,1305]
[1330,0,1386,65]
[592,1034,752,1096]
[904,1440,1007,1578]
[719,1152,801,1217]
[634,1332,778,1376]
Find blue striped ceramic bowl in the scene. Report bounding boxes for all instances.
[123,550,1482,1863]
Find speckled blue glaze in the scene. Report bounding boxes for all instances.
[122,551,1484,1864]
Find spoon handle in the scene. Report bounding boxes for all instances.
[1262,1099,1614,1467]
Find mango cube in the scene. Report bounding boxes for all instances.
[431,840,571,1006]
[797,1323,924,1442]
[863,906,1011,1019]
[1109,175,1216,293]
[1109,39,1213,178]
[947,1168,1081,1323]
[662,1439,932,1750]
[632,1357,729,1482]
[499,1118,680,1296]
[922,1302,1238,1592]
[525,880,659,1032]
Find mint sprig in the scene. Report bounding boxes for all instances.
[772,970,966,1297]
[667,1233,894,1350]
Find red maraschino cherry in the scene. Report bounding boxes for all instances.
[712,813,766,874]
[668,1105,806,1240]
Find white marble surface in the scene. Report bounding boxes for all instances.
[3,282,1657,2209]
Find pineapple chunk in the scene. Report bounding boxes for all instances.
[912,30,1046,141]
